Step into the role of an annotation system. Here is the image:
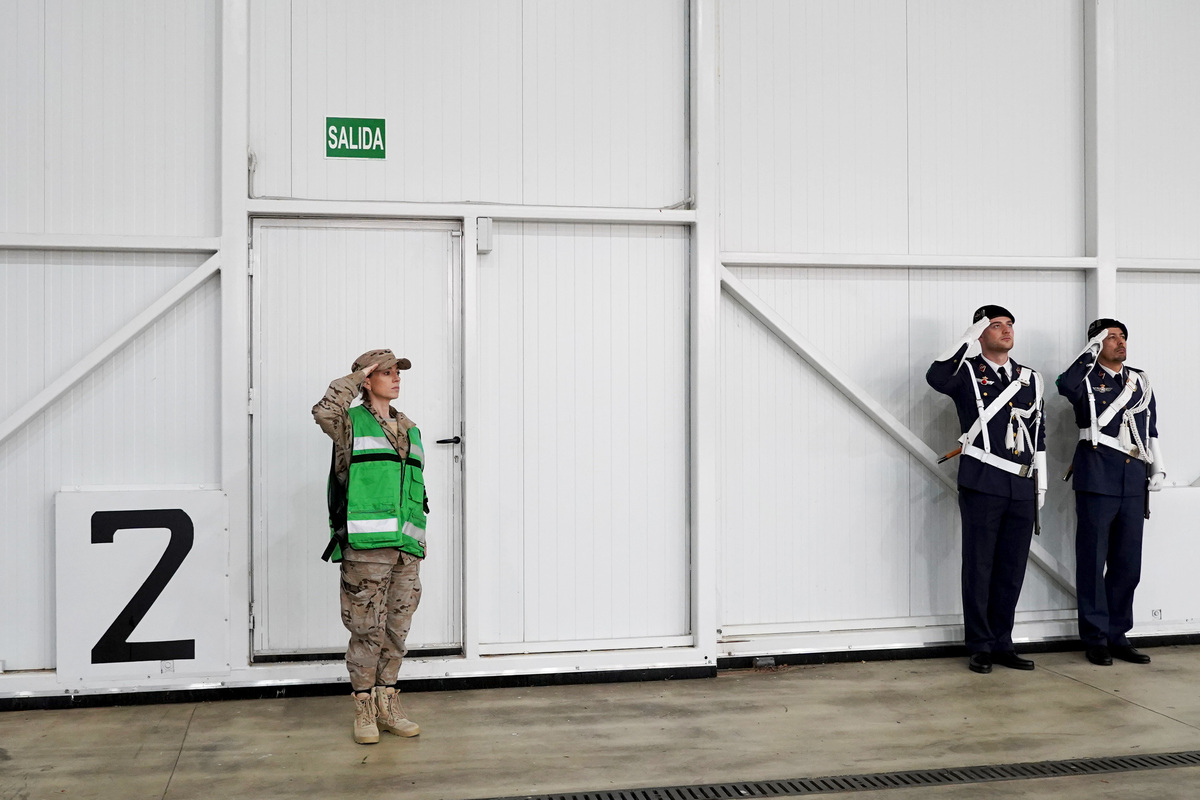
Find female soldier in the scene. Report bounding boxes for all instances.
[313,349,428,744]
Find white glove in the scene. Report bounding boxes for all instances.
[1148,437,1166,491]
[1038,490,1046,510]
[1035,451,1047,508]
[1077,328,1108,360]
[937,317,990,363]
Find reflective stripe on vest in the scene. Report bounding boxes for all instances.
[352,435,393,452]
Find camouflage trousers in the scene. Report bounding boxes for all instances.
[340,552,423,692]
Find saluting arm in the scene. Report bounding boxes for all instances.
[1056,329,1107,402]
[927,317,990,393]
[312,368,371,443]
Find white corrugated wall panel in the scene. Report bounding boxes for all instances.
[718,0,909,255]
[249,0,292,200]
[0,251,220,671]
[1115,2,1200,259]
[31,0,220,237]
[907,0,1084,256]
[272,0,523,203]
[720,292,912,626]
[475,223,689,647]
[520,1,686,207]
[719,268,1083,634]
[1116,273,1200,485]
[0,0,45,234]
[251,0,686,208]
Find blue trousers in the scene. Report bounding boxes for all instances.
[958,488,1035,653]
[1074,491,1145,646]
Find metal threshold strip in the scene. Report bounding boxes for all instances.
[480,751,1200,799]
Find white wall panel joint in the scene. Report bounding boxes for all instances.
[248,198,696,225]
[723,253,1098,271]
[0,235,221,253]
[220,0,253,673]
[1116,259,1200,274]
[689,0,720,666]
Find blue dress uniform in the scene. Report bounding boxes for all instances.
[927,340,1046,661]
[1056,320,1161,660]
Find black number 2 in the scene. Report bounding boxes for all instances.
[90,509,197,664]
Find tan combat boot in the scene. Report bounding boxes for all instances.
[373,686,420,737]
[353,691,379,744]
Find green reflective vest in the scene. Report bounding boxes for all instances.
[327,404,427,562]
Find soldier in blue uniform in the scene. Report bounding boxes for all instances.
[1056,319,1165,666]
[927,305,1047,674]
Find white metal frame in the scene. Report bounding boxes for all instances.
[689,0,721,673]
[246,198,695,226]
[220,0,254,685]
[0,234,220,253]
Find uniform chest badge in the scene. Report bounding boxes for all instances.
[1094,384,1112,394]
[978,377,994,386]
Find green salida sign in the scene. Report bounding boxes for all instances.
[326,117,386,159]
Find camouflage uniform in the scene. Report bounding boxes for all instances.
[313,366,423,692]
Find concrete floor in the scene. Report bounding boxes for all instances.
[4,647,1200,800]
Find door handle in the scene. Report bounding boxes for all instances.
[435,436,461,445]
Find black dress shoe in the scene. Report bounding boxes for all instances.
[1086,645,1113,666]
[993,651,1035,670]
[1111,645,1151,664]
[968,652,992,674]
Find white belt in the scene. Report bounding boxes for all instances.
[1079,429,1142,458]
[961,444,1034,478]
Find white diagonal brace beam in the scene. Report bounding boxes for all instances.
[720,266,955,489]
[720,266,1076,598]
[0,254,221,447]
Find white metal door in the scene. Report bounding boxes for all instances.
[250,219,463,656]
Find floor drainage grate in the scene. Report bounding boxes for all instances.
[481,751,1200,799]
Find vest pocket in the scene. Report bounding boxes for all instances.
[406,468,425,503]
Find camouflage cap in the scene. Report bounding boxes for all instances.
[351,348,412,373]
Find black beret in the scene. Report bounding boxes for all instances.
[973,305,1015,324]
[1088,318,1128,340]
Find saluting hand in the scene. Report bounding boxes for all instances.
[935,316,990,366]
[966,316,991,341]
[961,316,989,359]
